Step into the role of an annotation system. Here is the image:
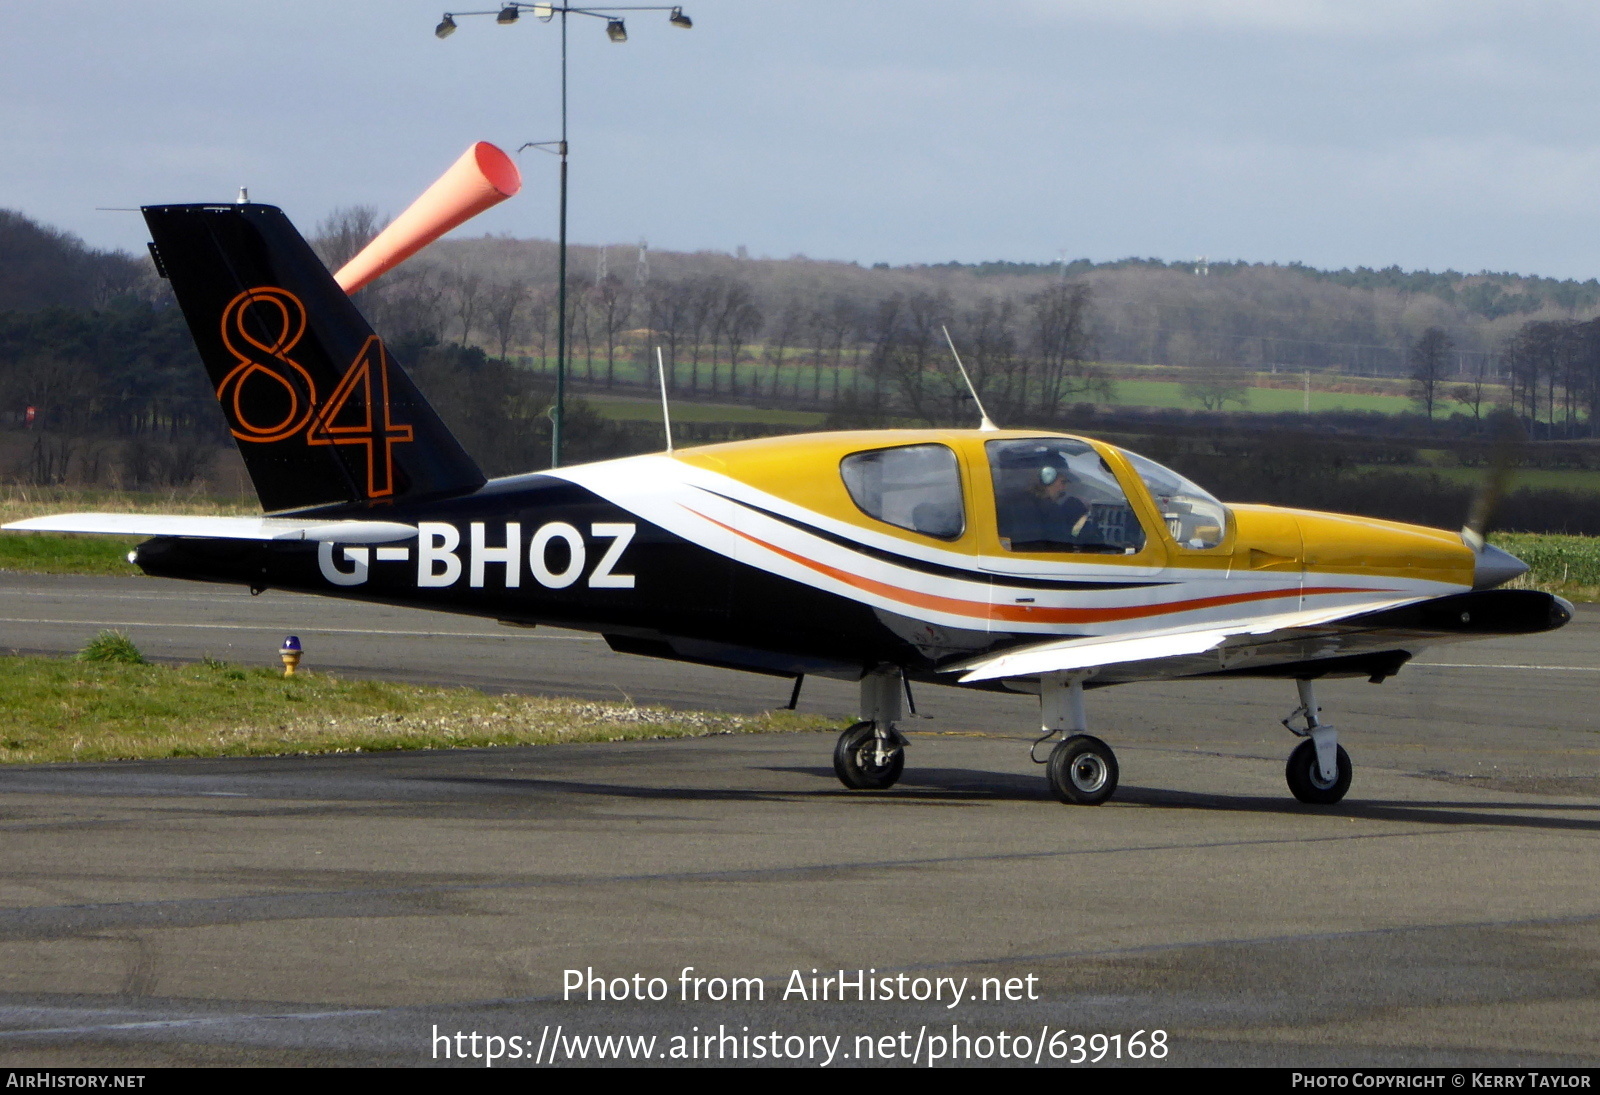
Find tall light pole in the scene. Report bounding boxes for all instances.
[436,4,692,468]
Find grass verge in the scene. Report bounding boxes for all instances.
[0,655,842,765]
[0,487,256,577]
[0,533,141,576]
[1491,532,1600,603]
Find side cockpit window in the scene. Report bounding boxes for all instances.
[840,443,965,540]
[1120,449,1229,549]
[987,438,1146,554]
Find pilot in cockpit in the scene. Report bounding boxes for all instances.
[997,456,1094,550]
[1034,464,1091,540]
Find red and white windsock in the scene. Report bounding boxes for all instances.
[333,141,522,294]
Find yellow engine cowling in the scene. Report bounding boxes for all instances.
[1230,503,1475,587]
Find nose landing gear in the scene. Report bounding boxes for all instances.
[833,667,909,790]
[1282,679,1351,804]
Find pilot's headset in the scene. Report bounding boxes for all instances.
[1037,457,1071,488]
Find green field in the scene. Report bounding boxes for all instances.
[1107,378,1469,415]
[0,532,139,575]
[1402,466,1600,494]
[582,379,1453,421]
[585,393,826,426]
[0,487,255,576]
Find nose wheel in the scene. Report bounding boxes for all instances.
[1282,679,1352,804]
[1285,737,1351,804]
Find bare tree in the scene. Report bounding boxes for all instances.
[722,292,763,396]
[568,289,595,380]
[646,278,696,391]
[1450,354,1494,423]
[526,286,558,369]
[868,291,950,424]
[823,297,856,402]
[683,277,719,393]
[592,274,634,386]
[762,303,804,400]
[951,296,1021,424]
[482,276,529,359]
[705,278,760,395]
[1409,326,1454,419]
[446,268,486,346]
[1030,283,1109,416]
[367,261,451,343]
[311,206,388,272]
[1181,367,1252,411]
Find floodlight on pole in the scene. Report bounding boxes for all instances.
[434,3,695,468]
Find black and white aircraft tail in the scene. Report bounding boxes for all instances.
[143,203,485,513]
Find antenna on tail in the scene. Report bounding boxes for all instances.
[940,325,998,432]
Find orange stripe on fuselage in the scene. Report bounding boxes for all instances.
[688,508,1382,625]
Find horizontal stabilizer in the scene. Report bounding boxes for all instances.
[949,596,1426,683]
[3,513,416,544]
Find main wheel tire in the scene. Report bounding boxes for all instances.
[1046,734,1119,805]
[833,720,904,790]
[1285,738,1352,804]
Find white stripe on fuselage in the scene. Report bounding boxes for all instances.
[549,455,1462,636]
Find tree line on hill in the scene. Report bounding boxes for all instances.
[376,216,1598,393]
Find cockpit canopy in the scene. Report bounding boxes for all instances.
[834,433,1231,554]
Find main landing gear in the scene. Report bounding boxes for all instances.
[833,667,909,790]
[830,667,1123,804]
[1035,671,1119,805]
[1281,679,1352,804]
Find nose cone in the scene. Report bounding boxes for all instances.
[1473,542,1529,590]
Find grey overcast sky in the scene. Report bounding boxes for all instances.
[5,1,1600,278]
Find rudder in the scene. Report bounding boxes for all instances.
[144,202,485,512]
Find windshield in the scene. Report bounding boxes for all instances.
[986,438,1146,554]
[1120,449,1230,549]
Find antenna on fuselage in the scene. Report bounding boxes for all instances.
[656,346,674,455]
[940,325,998,432]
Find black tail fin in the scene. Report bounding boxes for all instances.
[143,202,485,512]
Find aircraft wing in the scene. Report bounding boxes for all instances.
[946,595,1430,683]
[2,513,416,544]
